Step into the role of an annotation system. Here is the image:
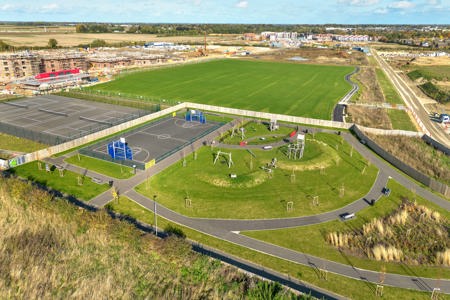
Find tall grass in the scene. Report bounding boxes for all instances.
[0,176,303,298]
[369,135,450,185]
[327,201,449,265]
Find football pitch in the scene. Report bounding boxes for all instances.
[92,60,354,120]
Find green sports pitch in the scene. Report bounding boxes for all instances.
[92,60,354,119]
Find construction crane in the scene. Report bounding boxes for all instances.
[198,31,208,56]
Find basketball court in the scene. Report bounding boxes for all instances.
[82,115,224,168]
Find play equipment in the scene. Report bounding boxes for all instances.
[108,137,133,160]
[240,127,246,140]
[268,157,277,168]
[269,119,279,131]
[287,133,305,160]
[213,151,234,168]
[185,109,206,124]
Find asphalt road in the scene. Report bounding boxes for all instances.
[44,124,450,295]
[333,66,359,122]
[372,49,450,147]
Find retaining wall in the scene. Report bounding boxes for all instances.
[184,102,352,130]
[352,125,450,197]
[357,125,423,137]
[421,134,450,156]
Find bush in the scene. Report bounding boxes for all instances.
[419,82,450,103]
[164,224,186,239]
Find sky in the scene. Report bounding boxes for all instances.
[0,0,448,24]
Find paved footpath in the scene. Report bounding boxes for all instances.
[49,125,450,294]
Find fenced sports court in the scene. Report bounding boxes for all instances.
[0,95,153,145]
[80,115,224,170]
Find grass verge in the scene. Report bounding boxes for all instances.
[10,161,110,201]
[376,69,404,105]
[65,154,134,179]
[387,109,417,131]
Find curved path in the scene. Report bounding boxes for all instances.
[333,67,360,122]
[45,125,450,294]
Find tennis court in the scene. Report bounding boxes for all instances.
[82,115,223,169]
[0,95,147,143]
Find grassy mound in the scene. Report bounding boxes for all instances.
[136,133,377,219]
[327,201,449,265]
[0,176,306,299]
[90,59,353,119]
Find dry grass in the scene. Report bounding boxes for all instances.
[368,134,450,185]
[0,32,229,47]
[347,106,392,129]
[327,201,449,265]
[252,48,368,66]
[0,176,299,298]
[353,66,384,103]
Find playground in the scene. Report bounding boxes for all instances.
[0,95,145,143]
[83,114,223,168]
[136,131,379,219]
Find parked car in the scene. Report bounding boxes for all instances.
[382,187,391,196]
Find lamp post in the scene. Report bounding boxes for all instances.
[153,195,158,237]
[132,164,136,174]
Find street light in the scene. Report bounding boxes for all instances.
[132,164,136,174]
[153,195,158,237]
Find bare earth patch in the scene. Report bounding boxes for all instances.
[347,106,392,129]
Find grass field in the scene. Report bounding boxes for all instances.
[91,60,354,119]
[376,69,404,104]
[387,109,417,131]
[65,154,134,179]
[136,133,378,219]
[107,194,433,300]
[243,180,450,279]
[407,66,450,81]
[10,161,110,201]
[0,132,47,153]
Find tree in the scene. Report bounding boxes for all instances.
[0,40,11,51]
[90,39,107,48]
[48,38,58,49]
[75,24,88,33]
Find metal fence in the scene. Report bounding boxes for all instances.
[0,110,153,146]
[155,122,224,163]
[79,147,146,170]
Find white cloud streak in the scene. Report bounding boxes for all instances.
[236,0,248,8]
[388,1,415,9]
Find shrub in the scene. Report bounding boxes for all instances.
[164,224,186,239]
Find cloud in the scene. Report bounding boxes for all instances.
[0,4,16,11]
[236,1,248,8]
[338,0,379,6]
[41,3,59,12]
[374,7,389,13]
[388,1,415,9]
